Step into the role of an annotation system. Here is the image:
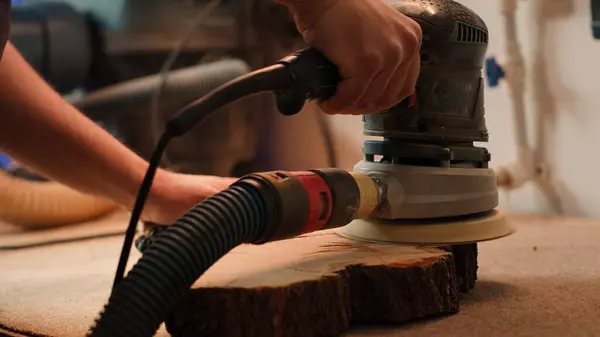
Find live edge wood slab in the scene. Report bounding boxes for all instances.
[165,230,478,337]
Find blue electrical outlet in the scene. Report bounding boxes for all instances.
[0,153,11,169]
[484,56,505,88]
[593,0,600,39]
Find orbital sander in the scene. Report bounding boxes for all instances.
[337,0,514,245]
[88,1,514,336]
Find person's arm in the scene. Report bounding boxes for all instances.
[0,0,421,224]
[0,42,234,224]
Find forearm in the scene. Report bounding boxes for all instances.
[0,42,170,209]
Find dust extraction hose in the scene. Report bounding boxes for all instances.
[88,182,266,337]
[88,169,379,337]
[0,170,117,228]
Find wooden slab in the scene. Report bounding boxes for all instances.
[165,230,472,337]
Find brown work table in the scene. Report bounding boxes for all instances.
[1,211,599,337]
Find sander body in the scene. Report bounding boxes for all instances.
[336,0,513,244]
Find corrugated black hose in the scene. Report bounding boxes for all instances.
[88,182,267,337]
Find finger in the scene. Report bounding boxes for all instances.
[319,50,383,114]
[200,176,237,191]
[378,54,420,108]
[403,54,421,95]
[353,69,398,114]
[355,51,404,113]
[355,48,421,113]
[395,54,421,101]
[319,77,371,114]
[358,65,408,112]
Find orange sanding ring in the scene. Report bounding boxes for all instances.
[335,209,515,245]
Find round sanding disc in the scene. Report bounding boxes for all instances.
[335,209,515,245]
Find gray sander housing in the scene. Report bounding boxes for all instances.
[357,0,498,220]
[365,0,490,143]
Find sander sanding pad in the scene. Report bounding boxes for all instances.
[335,209,514,245]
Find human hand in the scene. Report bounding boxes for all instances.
[142,170,237,225]
[281,0,422,115]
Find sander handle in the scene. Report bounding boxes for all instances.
[274,47,342,115]
[274,47,418,115]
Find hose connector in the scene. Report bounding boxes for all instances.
[233,168,380,243]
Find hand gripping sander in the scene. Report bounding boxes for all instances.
[332,0,515,245]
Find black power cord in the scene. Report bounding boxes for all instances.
[110,47,341,290]
[149,0,223,164]
[111,132,171,289]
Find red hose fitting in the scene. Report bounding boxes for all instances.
[287,171,333,233]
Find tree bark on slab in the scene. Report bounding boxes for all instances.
[448,243,478,293]
[165,230,476,337]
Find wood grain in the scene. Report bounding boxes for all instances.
[165,230,475,337]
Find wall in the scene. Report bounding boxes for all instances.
[272,0,600,218]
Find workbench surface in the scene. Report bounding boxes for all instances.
[1,212,598,337]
